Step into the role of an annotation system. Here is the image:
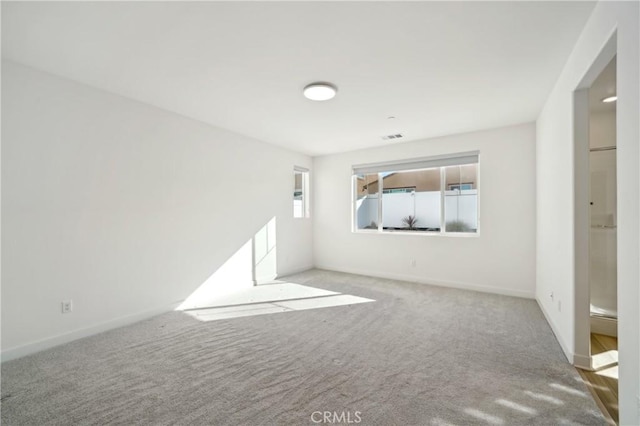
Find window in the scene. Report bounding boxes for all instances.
[352,152,479,234]
[294,167,309,218]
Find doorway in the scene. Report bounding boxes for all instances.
[583,56,619,424]
[588,58,618,336]
[573,36,619,424]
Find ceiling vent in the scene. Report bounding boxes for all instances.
[382,133,404,141]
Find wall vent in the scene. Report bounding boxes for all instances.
[382,133,403,141]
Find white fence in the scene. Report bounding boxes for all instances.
[357,190,477,230]
[356,195,378,229]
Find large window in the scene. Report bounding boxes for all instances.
[294,167,309,218]
[353,152,479,234]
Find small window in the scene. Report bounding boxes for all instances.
[352,152,479,234]
[294,167,309,218]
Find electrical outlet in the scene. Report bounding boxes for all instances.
[61,300,73,314]
[410,259,416,267]
[558,300,562,312]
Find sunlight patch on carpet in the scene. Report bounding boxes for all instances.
[463,408,504,425]
[523,390,564,406]
[549,383,588,398]
[495,399,537,415]
[180,283,375,322]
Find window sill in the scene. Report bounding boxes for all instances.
[353,229,480,237]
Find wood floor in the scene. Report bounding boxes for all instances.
[578,333,618,424]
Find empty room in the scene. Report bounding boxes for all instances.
[1,1,639,425]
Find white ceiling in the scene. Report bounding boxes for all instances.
[2,2,596,156]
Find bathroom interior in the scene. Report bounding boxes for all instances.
[589,57,617,338]
[580,55,618,424]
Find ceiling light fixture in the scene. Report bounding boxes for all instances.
[303,82,337,101]
[602,95,617,103]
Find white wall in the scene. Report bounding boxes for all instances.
[590,110,616,149]
[536,2,639,424]
[1,61,313,360]
[314,123,536,298]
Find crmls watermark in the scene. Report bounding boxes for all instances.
[311,411,362,424]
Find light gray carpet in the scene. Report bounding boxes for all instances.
[1,269,605,425]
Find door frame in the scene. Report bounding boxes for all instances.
[572,31,617,370]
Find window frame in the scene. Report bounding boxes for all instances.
[293,166,310,219]
[351,152,480,236]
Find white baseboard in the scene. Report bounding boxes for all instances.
[2,263,315,363]
[536,298,574,364]
[314,264,535,299]
[573,353,593,371]
[1,300,182,363]
[590,315,617,337]
[277,265,315,278]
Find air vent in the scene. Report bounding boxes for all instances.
[382,133,404,141]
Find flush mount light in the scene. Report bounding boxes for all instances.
[602,95,617,103]
[303,82,337,101]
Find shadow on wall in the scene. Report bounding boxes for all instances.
[177,217,277,311]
